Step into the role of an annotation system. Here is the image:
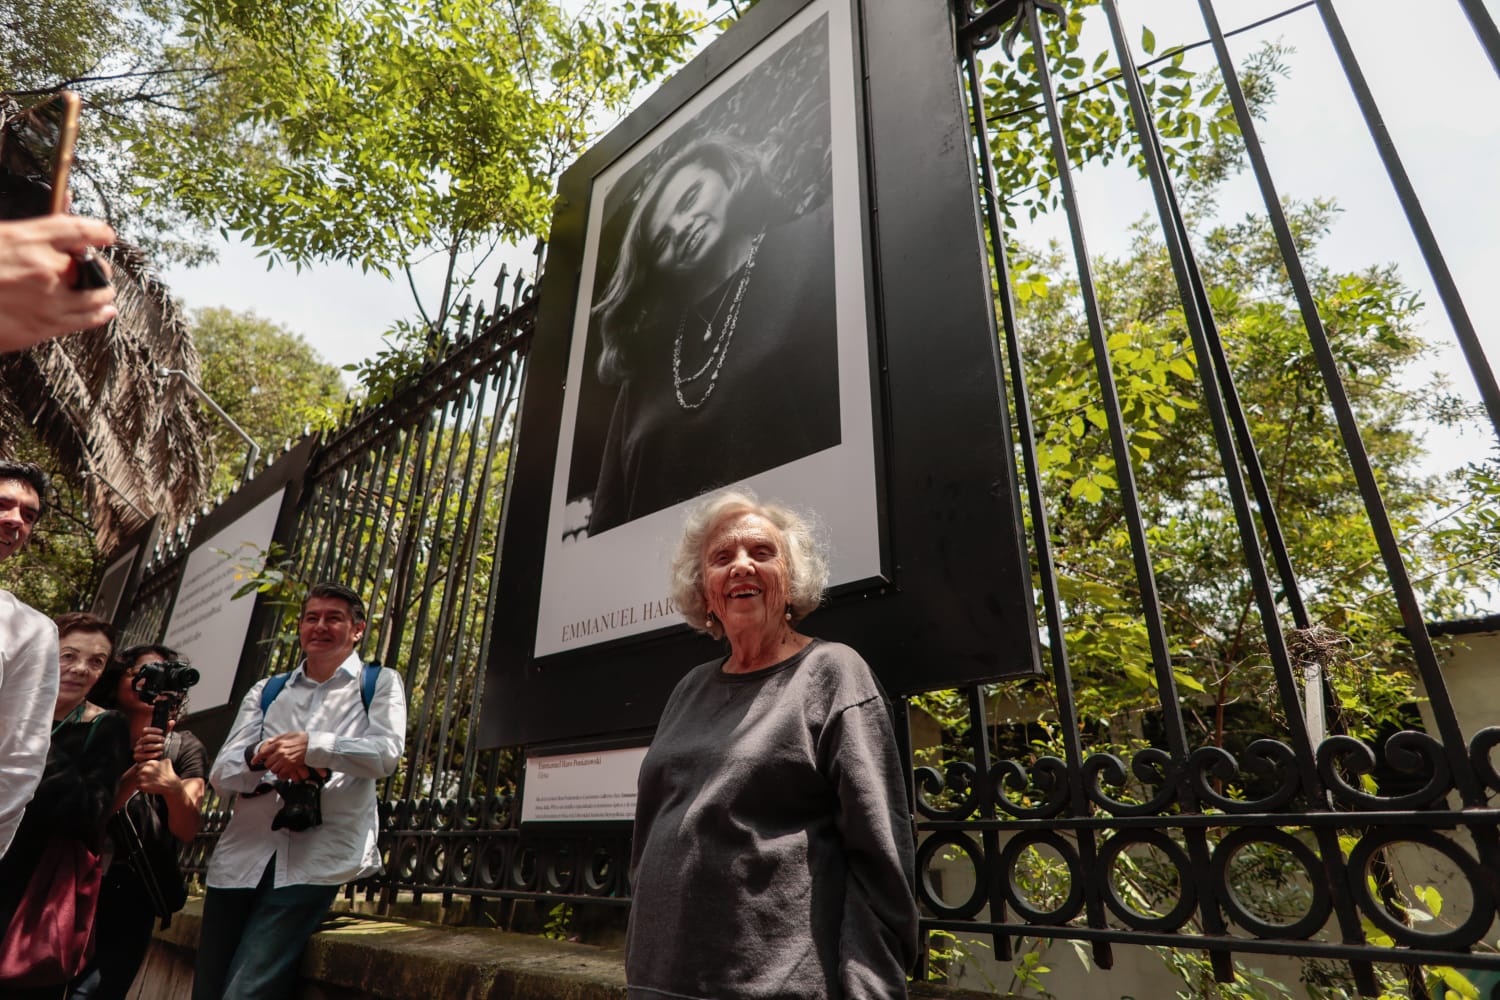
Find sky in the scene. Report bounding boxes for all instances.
[158,0,1500,470]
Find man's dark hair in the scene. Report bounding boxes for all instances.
[0,460,48,515]
[303,582,367,625]
[91,643,185,709]
[54,611,117,651]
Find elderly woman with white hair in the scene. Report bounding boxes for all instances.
[626,489,919,1000]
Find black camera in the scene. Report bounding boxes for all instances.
[271,773,325,832]
[132,659,200,705]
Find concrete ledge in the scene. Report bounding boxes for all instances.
[138,897,1016,1000]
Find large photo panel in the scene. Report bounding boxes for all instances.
[536,0,880,657]
[483,0,1043,749]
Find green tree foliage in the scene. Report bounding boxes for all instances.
[5,0,701,295]
[131,0,701,336]
[0,0,225,263]
[191,306,347,496]
[1005,199,1493,744]
[980,3,1288,224]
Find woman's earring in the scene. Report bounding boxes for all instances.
[705,611,716,629]
[784,606,792,622]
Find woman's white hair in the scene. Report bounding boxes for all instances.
[669,487,830,640]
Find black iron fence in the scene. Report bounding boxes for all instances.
[119,0,1500,994]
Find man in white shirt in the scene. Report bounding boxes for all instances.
[193,582,406,1000]
[0,460,59,859]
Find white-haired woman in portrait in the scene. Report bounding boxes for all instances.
[626,488,918,1000]
[586,136,840,534]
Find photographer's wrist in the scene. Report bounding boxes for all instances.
[244,742,268,771]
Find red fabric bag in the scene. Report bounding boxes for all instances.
[0,837,103,987]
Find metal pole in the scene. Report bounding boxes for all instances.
[155,367,263,484]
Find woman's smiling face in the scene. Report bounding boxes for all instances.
[645,160,732,277]
[701,511,790,643]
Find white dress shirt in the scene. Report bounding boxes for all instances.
[207,651,406,888]
[0,590,59,858]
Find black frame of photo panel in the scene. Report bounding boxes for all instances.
[483,0,1040,750]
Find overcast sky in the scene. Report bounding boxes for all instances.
[160,0,1500,476]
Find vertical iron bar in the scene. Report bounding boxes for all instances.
[296,480,339,603]
[959,18,1113,971]
[418,385,479,797]
[381,412,438,799]
[1021,1,1193,766]
[459,361,527,800]
[403,392,471,799]
[1099,0,1316,764]
[349,433,400,606]
[1455,0,1500,78]
[322,457,362,585]
[428,381,493,799]
[964,685,1011,962]
[378,419,431,676]
[368,425,420,660]
[1314,0,1500,442]
[337,445,383,585]
[313,467,352,583]
[1099,6,1342,980]
[1143,137,1313,631]
[444,371,512,801]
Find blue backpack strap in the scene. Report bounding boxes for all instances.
[258,665,378,740]
[258,673,290,740]
[360,662,381,713]
[260,673,290,715]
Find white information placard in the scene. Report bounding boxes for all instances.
[163,488,286,711]
[521,746,649,823]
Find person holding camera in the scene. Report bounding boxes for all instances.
[193,583,406,1000]
[69,644,206,1000]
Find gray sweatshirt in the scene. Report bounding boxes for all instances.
[626,639,918,999]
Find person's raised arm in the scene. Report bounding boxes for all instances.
[0,215,115,351]
[134,724,207,842]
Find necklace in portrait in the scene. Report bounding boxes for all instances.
[671,230,767,411]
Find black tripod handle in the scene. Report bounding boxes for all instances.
[149,698,173,745]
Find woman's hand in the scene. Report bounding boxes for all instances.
[133,757,179,796]
[111,762,143,814]
[134,724,169,763]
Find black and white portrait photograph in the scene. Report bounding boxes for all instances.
[564,17,839,536]
[534,0,884,658]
